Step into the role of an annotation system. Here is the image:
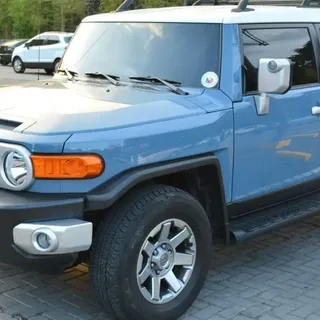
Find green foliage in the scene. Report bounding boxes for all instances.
[0,0,188,39]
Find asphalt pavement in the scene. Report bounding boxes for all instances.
[1,65,320,320]
[0,64,51,87]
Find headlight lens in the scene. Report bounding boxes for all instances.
[4,151,28,187]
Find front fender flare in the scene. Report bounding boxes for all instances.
[85,154,227,212]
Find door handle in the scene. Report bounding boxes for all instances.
[312,106,320,115]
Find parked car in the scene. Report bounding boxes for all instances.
[11,31,73,74]
[0,0,319,319]
[0,39,28,66]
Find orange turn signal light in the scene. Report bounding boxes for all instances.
[30,154,104,179]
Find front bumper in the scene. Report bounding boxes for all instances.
[0,53,12,64]
[0,189,89,272]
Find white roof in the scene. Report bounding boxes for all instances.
[83,5,320,24]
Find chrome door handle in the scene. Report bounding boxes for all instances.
[312,106,320,115]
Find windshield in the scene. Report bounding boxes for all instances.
[60,22,221,88]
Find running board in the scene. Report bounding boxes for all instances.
[229,192,320,243]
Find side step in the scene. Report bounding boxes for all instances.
[229,192,320,243]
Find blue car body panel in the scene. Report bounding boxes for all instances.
[233,86,320,202]
[63,108,233,198]
[0,23,319,212]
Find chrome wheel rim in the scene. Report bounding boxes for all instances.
[136,218,196,304]
[14,59,21,71]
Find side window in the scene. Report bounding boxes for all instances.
[242,27,318,93]
[29,39,45,47]
[46,35,60,45]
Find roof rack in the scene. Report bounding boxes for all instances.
[193,0,306,5]
[230,0,320,11]
[115,0,319,12]
[116,0,134,12]
[116,0,190,11]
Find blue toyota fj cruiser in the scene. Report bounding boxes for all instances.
[0,0,320,319]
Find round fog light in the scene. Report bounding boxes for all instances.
[37,233,52,249]
[31,228,58,252]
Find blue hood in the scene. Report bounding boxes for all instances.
[0,79,208,135]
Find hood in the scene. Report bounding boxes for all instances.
[0,79,207,135]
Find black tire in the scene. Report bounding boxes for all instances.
[13,57,25,74]
[44,68,54,75]
[90,185,212,320]
[53,58,61,73]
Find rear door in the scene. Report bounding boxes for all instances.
[41,35,60,63]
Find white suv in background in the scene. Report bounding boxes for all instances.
[12,31,73,74]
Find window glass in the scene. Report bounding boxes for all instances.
[242,27,318,93]
[29,39,44,46]
[61,22,221,88]
[46,35,60,45]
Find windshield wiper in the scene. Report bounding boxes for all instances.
[56,67,78,80]
[129,76,188,96]
[85,72,120,86]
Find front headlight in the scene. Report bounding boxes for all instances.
[4,151,28,187]
[0,143,34,191]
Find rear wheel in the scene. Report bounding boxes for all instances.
[13,57,25,73]
[53,59,61,73]
[90,185,212,320]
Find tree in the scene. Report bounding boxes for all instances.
[85,0,101,15]
[0,0,12,39]
[0,0,191,39]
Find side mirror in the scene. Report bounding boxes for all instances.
[25,43,30,49]
[255,58,292,115]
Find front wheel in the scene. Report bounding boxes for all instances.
[13,57,25,73]
[90,185,212,320]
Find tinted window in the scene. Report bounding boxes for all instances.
[61,22,221,87]
[46,35,60,45]
[29,39,44,46]
[242,27,318,93]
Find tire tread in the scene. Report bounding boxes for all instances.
[90,185,206,320]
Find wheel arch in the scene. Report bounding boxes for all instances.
[12,55,21,62]
[53,57,61,68]
[85,154,230,243]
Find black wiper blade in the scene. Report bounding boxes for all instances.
[56,67,78,80]
[130,76,181,85]
[85,72,120,86]
[129,76,188,96]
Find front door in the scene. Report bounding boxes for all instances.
[23,36,46,64]
[232,23,320,211]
